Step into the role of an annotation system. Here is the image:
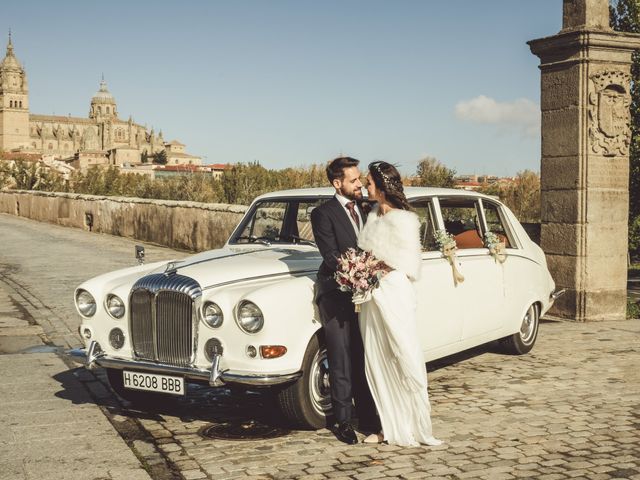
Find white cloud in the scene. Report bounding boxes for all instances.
[454,95,540,138]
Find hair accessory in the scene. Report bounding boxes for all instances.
[371,162,403,193]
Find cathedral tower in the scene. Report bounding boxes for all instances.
[89,77,118,121]
[0,33,30,151]
[89,77,118,150]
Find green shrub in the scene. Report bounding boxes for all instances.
[627,298,640,319]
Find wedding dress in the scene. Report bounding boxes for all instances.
[357,206,441,447]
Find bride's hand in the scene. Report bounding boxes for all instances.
[376,261,393,278]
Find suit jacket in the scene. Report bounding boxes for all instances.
[311,197,368,301]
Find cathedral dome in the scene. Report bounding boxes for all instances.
[91,79,116,105]
[0,53,21,70]
[89,77,118,120]
[0,36,23,72]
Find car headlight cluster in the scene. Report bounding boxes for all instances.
[236,300,264,333]
[106,294,125,319]
[203,302,224,328]
[76,290,97,317]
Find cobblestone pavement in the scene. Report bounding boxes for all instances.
[0,281,153,480]
[1,213,639,480]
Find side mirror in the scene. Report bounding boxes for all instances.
[135,245,145,265]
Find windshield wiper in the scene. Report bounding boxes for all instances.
[289,235,317,248]
[235,235,272,246]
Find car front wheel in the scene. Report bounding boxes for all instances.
[500,303,539,355]
[276,334,331,429]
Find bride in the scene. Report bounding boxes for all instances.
[357,161,442,447]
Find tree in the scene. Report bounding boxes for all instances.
[220,161,272,205]
[0,161,10,188]
[479,170,540,223]
[611,0,640,260]
[1,159,65,191]
[152,150,168,165]
[413,156,456,188]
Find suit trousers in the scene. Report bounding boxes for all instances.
[317,288,380,430]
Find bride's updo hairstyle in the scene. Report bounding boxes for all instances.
[368,161,411,211]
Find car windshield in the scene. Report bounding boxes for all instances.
[229,197,330,246]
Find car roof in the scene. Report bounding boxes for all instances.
[254,186,498,202]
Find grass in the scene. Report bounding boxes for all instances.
[628,298,640,319]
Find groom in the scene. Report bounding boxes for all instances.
[311,156,380,444]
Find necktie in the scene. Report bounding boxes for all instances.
[345,201,360,229]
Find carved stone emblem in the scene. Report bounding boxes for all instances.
[588,70,631,157]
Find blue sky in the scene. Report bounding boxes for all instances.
[2,1,563,176]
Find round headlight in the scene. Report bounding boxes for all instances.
[106,294,125,319]
[236,301,264,333]
[203,302,224,328]
[76,290,96,317]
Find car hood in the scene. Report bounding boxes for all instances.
[157,247,322,289]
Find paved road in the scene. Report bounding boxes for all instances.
[1,213,639,480]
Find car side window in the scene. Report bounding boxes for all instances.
[411,200,438,252]
[242,202,286,242]
[439,197,484,250]
[233,198,327,244]
[483,202,513,248]
[292,201,323,243]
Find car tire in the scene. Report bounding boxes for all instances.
[276,333,331,430]
[500,303,539,355]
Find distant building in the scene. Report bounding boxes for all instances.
[153,163,230,179]
[453,174,516,191]
[207,163,231,179]
[0,34,200,170]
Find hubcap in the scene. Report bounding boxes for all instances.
[519,305,537,344]
[309,347,332,416]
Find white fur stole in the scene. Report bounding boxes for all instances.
[358,206,422,281]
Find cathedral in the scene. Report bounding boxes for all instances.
[0,34,200,170]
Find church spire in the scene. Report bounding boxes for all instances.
[1,29,24,72]
[6,30,14,57]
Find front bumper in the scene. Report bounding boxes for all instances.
[550,288,566,302]
[66,341,302,388]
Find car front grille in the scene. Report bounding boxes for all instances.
[129,273,202,367]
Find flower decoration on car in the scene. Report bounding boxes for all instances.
[434,229,465,286]
[484,231,507,264]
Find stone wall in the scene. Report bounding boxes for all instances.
[0,190,247,252]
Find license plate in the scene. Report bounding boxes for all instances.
[122,370,185,396]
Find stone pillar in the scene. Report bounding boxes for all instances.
[529,0,640,321]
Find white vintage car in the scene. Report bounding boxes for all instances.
[70,187,559,429]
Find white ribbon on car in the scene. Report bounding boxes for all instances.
[489,242,507,264]
[443,243,465,286]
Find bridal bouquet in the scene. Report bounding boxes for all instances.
[335,248,384,312]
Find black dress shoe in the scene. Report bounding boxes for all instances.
[334,422,358,445]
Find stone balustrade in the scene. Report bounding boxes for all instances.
[0,190,247,252]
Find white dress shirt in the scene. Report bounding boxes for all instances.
[335,193,362,235]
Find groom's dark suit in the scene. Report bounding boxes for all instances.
[311,196,380,430]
